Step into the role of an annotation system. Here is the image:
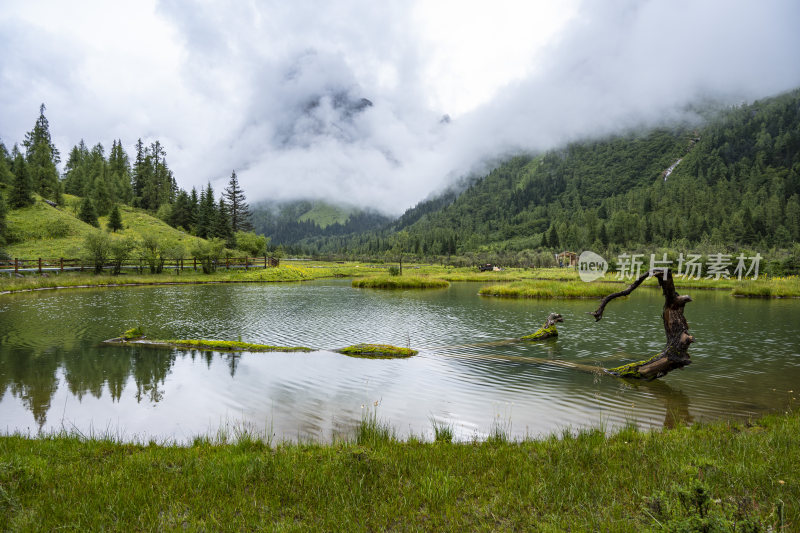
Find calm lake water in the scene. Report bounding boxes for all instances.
[1,280,798,442]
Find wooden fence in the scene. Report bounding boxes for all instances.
[0,256,280,274]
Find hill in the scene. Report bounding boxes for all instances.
[2,192,208,259]
[297,88,800,259]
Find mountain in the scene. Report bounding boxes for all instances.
[251,200,391,250]
[295,88,800,259]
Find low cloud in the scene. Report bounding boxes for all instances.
[1,0,799,214]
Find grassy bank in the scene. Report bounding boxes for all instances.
[352,274,449,289]
[1,411,797,530]
[0,263,380,294]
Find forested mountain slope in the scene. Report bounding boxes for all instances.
[300,89,800,257]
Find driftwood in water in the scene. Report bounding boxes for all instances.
[521,312,563,340]
[589,268,694,380]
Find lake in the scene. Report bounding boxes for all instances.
[1,280,798,442]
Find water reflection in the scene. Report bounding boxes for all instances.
[0,281,797,440]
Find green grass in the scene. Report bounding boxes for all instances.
[1,410,797,530]
[336,343,418,358]
[479,279,627,298]
[352,274,450,289]
[3,194,207,258]
[732,277,800,297]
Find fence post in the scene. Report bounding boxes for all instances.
[245,256,248,271]
[194,257,197,271]
[60,258,64,273]
[38,258,42,274]
[264,255,267,269]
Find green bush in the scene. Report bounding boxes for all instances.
[190,238,225,274]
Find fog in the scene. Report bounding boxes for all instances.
[1,0,798,214]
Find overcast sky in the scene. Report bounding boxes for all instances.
[1,0,799,214]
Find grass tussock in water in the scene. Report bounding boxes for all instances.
[352,274,449,289]
[337,343,418,358]
[732,277,800,297]
[0,410,797,530]
[479,279,627,299]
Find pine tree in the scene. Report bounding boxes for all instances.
[108,140,133,205]
[548,225,560,250]
[10,149,35,208]
[223,170,253,232]
[62,140,90,196]
[213,197,234,246]
[195,183,216,238]
[107,204,123,232]
[78,197,99,227]
[23,104,61,203]
[0,187,7,245]
[0,141,13,185]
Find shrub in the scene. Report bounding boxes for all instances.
[190,238,225,273]
[235,231,268,257]
[83,231,112,274]
[109,237,136,275]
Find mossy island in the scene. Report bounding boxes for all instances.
[105,331,312,353]
[520,312,563,341]
[336,343,418,358]
[352,275,449,290]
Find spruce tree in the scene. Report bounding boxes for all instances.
[23,104,61,203]
[62,140,90,196]
[0,141,13,185]
[10,149,34,208]
[548,225,560,250]
[223,170,253,232]
[108,204,123,232]
[108,140,133,205]
[213,197,234,246]
[78,197,99,227]
[0,188,7,245]
[195,183,216,238]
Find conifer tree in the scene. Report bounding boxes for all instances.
[108,140,133,205]
[23,104,62,203]
[213,197,234,246]
[223,170,253,232]
[62,140,90,196]
[0,188,7,245]
[108,204,123,232]
[0,142,13,185]
[78,197,99,227]
[10,149,35,208]
[195,183,216,238]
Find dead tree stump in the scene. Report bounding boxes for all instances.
[589,268,694,380]
[521,312,564,340]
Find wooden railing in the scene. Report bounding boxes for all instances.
[0,256,280,274]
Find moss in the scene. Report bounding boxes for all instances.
[106,333,311,352]
[606,352,662,379]
[336,343,418,358]
[161,339,312,352]
[122,327,144,340]
[520,325,558,340]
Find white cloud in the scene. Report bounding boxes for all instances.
[1,0,799,214]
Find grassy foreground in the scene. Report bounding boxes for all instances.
[1,412,797,531]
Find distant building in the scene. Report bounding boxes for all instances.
[556,251,578,267]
